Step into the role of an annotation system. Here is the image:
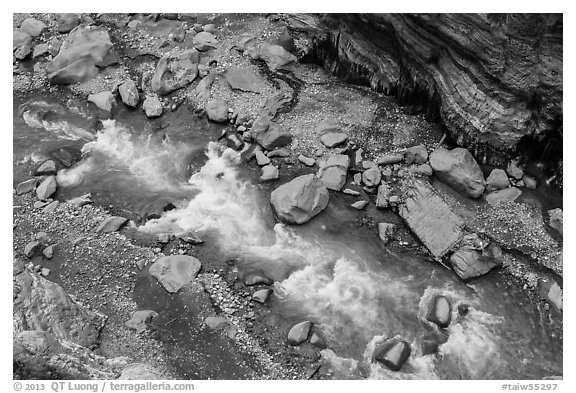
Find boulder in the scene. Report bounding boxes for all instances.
[68,193,92,207]
[405,144,429,164]
[398,178,464,258]
[486,168,510,190]
[298,155,316,166]
[32,43,49,58]
[24,241,41,258]
[252,289,273,304]
[87,91,115,112]
[318,154,350,191]
[378,223,396,243]
[13,29,32,50]
[506,159,524,180]
[270,174,329,224]
[375,183,391,208]
[43,245,55,259]
[205,99,229,123]
[34,160,57,176]
[548,208,563,235]
[522,174,538,189]
[287,321,312,345]
[254,124,293,150]
[20,18,46,37]
[362,166,381,187]
[372,335,411,372]
[351,200,369,210]
[193,32,218,51]
[17,179,38,195]
[119,364,164,380]
[268,148,290,158]
[96,216,128,233]
[426,295,452,328]
[125,310,158,334]
[429,147,485,198]
[450,248,502,280]
[142,97,163,118]
[36,176,57,200]
[420,331,449,355]
[485,187,522,206]
[320,132,348,148]
[15,44,31,60]
[118,79,139,107]
[410,163,433,176]
[259,42,297,71]
[255,150,271,166]
[151,50,199,95]
[46,27,113,84]
[57,14,81,33]
[260,164,279,182]
[148,255,202,293]
[223,67,266,93]
[43,201,60,214]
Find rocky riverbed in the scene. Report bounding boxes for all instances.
[13,13,562,380]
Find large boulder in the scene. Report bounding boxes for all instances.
[151,50,199,95]
[318,154,350,191]
[148,255,202,293]
[205,99,229,123]
[118,79,139,107]
[372,335,411,372]
[450,247,502,280]
[270,174,329,224]
[429,147,485,198]
[46,26,113,84]
[259,42,297,71]
[426,295,452,328]
[398,178,464,258]
[36,176,57,200]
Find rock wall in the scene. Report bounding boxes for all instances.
[286,13,563,168]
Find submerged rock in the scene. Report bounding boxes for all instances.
[429,147,485,198]
[287,321,312,345]
[148,255,202,293]
[372,335,411,372]
[270,174,329,224]
[450,248,502,280]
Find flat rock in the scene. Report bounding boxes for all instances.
[486,168,510,190]
[143,97,163,118]
[405,144,428,164]
[259,42,296,71]
[125,310,158,334]
[151,50,199,95]
[298,155,316,166]
[378,222,396,243]
[377,153,404,165]
[485,187,522,206]
[205,99,229,123]
[372,335,411,372]
[270,174,329,224]
[148,255,202,293]
[223,67,266,93]
[119,79,139,107]
[268,148,290,158]
[254,124,293,150]
[260,164,279,182]
[450,248,502,280]
[96,216,128,233]
[320,132,348,148]
[287,321,312,345]
[36,176,57,200]
[548,208,563,235]
[426,295,452,328]
[430,147,485,198]
[343,188,360,196]
[243,273,273,286]
[87,91,115,112]
[68,193,92,207]
[318,154,350,191]
[398,178,464,258]
[193,32,218,51]
[43,201,60,214]
[17,179,38,195]
[255,150,271,166]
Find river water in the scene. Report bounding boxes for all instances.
[13,97,563,380]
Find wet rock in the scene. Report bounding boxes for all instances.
[57,13,80,33]
[151,50,199,95]
[43,201,60,214]
[34,160,57,176]
[287,321,312,345]
[522,174,538,189]
[377,153,404,165]
[223,67,266,93]
[254,124,293,150]
[252,289,273,304]
[538,279,562,311]
[320,132,348,148]
[148,255,202,293]
[398,178,464,258]
[485,187,522,206]
[405,144,429,164]
[119,364,164,380]
[33,43,49,58]
[125,310,158,334]
[420,331,449,355]
[43,245,55,259]
[24,241,41,259]
[426,295,452,328]
[372,335,411,372]
[259,42,297,71]
[17,179,38,195]
[20,18,46,37]
[244,273,273,286]
[450,248,502,280]
[255,150,271,166]
[270,174,329,224]
[13,266,107,347]
[343,188,360,196]
[298,155,316,167]
[142,97,163,118]
[260,164,279,182]
[318,154,350,191]
[96,216,128,233]
[362,166,381,187]
[506,159,524,180]
[205,99,229,123]
[68,193,92,207]
[119,79,139,107]
[36,176,57,201]
[548,208,563,235]
[486,168,510,191]
[87,91,115,112]
[310,332,327,349]
[351,200,369,210]
[46,26,113,84]
[378,223,396,244]
[429,147,485,198]
[193,32,218,51]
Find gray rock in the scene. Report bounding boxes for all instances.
[43,201,60,214]
[351,200,369,210]
[270,174,329,224]
[398,178,464,258]
[41,268,51,277]
[372,335,411,372]
[43,245,55,259]
[151,50,199,95]
[96,216,128,233]
[193,32,218,51]
[20,18,46,37]
[17,179,38,195]
[378,223,396,243]
[252,289,273,304]
[287,321,312,345]
[119,79,139,107]
[255,150,271,166]
[24,241,41,258]
[362,166,381,187]
[343,188,360,196]
[485,187,522,206]
[68,193,92,207]
[260,165,279,182]
[205,316,231,329]
[259,42,296,71]
[420,331,449,355]
[426,295,452,328]
[298,155,316,167]
[205,99,229,123]
[34,201,49,209]
[548,208,563,235]
[227,134,244,151]
[320,132,348,148]
[15,44,31,60]
[377,153,404,165]
[318,154,350,191]
[119,364,164,380]
[486,168,510,190]
[34,160,57,176]
[148,255,202,293]
[36,176,57,201]
[125,310,158,334]
[522,174,538,189]
[176,231,204,244]
[506,159,524,180]
[243,273,273,286]
[450,248,502,280]
[254,124,293,150]
[410,163,433,176]
[87,91,115,112]
[32,43,49,58]
[13,29,32,50]
[310,333,327,349]
[429,147,485,198]
[268,148,290,158]
[405,144,428,164]
[223,67,266,93]
[143,97,163,117]
[316,119,342,134]
[203,24,215,33]
[57,13,80,33]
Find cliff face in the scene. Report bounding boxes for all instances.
[286,13,563,168]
